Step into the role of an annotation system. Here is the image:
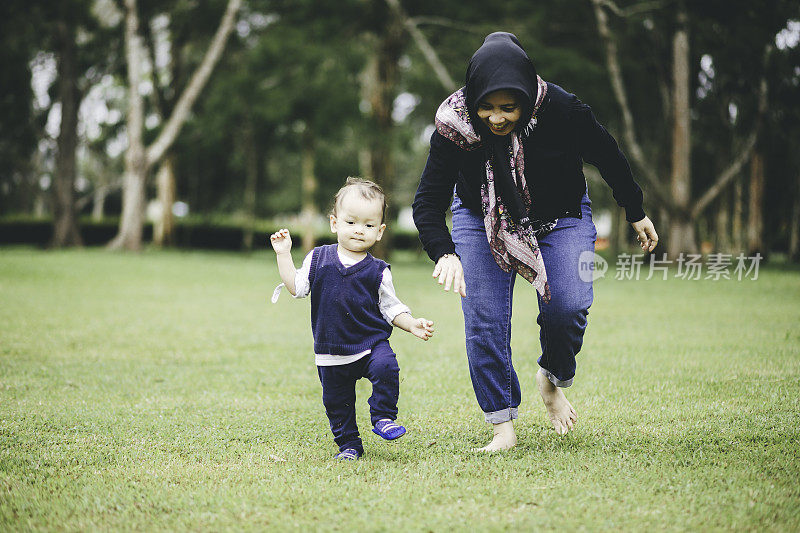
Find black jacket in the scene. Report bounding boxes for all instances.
[412,82,646,263]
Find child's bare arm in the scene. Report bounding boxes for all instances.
[270,229,297,296]
[392,313,434,341]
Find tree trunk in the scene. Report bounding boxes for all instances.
[591,0,768,254]
[145,0,241,167]
[51,20,83,248]
[689,77,767,220]
[242,120,258,250]
[714,193,731,254]
[108,0,147,251]
[153,155,176,247]
[109,0,242,250]
[747,150,765,255]
[789,171,800,262]
[367,10,404,259]
[300,128,317,254]
[113,155,147,251]
[667,9,697,257]
[668,219,697,257]
[589,0,669,203]
[732,173,744,252]
[610,207,627,256]
[34,192,47,218]
[92,186,107,221]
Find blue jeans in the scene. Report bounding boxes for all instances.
[316,340,400,453]
[451,191,597,423]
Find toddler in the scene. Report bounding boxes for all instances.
[270,177,434,460]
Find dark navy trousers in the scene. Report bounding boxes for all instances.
[316,340,400,454]
[452,190,597,423]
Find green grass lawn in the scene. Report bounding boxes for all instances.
[1,247,799,531]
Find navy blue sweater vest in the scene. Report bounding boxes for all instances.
[308,244,393,355]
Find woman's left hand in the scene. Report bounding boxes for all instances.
[631,216,659,252]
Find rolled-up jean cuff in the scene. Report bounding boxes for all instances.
[484,407,518,424]
[540,367,573,388]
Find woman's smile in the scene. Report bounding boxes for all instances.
[476,89,522,136]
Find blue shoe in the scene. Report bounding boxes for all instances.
[335,448,360,460]
[372,419,406,440]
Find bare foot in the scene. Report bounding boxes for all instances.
[536,369,577,435]
[474,420,517,452]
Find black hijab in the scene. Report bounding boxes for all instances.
[465,32,538,227]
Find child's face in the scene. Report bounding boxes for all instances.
[329,191,386,255]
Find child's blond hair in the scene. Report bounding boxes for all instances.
[331,177,387,223]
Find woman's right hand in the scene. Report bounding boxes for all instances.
[432,254,466,297]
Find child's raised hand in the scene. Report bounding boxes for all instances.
[410,318,435,341]
[270,228,292,254]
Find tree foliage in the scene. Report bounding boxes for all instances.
[0,0,798,257]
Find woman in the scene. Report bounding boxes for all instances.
[412,32,658,450]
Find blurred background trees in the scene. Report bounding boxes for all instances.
[1,0,798,259]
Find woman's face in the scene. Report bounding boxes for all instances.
[476,90,522,136]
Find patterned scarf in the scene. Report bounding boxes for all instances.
[435,76,552,302]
